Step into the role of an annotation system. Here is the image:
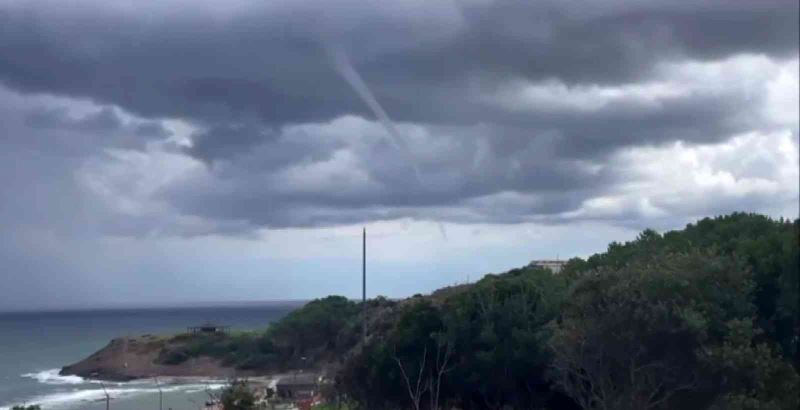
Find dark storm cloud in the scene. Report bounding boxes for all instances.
[160,117,615,229]
[445,1,798,84]
[133,121,172,139]
[0,0,796,233]
[547,93,756,159]
[0,0,795,127]
[0,0,796,312]
[187,123,280,163]
[26,107,122,131]
[22,104,171,139]
[17,104,172,153]
[0,93,96,231]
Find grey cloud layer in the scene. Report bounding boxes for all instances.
[0,0,797,234]
[1,0,796,124]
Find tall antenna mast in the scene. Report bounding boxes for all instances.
[362,227,367,342]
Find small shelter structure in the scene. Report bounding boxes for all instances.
[188,322,230,335]
[276,373,318,399]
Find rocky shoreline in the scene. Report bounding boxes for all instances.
[59,334,267,381]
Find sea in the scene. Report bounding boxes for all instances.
[0,303,303,410]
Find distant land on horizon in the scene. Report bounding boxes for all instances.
[0,299,311,315]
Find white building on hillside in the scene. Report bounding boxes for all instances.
[528,260,567,274]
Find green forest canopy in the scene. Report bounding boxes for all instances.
[156,212,798,410]
[335,213,799,410]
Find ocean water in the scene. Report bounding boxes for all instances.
[0,303,303,410]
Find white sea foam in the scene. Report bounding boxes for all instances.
[21,369,85,385]
[2,389,111,409]
[3,372,226,410]
[181,383,226,394]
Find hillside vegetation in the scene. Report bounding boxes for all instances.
[156,212,798,409]
[332,213,798,409]
[155,295,374,371]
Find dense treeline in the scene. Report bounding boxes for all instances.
[332,213,799,409]
[154,213,797,409]
[337,267,574,409]
[564,213,799,367]
[157,295,370,370]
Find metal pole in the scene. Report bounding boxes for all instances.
[155,376,163,410]
[362,227,367,342]
[100,382,110,410]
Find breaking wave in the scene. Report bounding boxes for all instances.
[2,370,225,410]
[21,369,86,385]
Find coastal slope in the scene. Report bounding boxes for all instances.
[60,335,259,381]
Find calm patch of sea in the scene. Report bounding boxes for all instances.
[0,304,302,410]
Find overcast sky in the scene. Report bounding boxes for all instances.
[0,0,797,311]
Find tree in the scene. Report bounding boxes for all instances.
[219,380,258,410]
[394,344,429,410]
[574,213,799,367]
[441,266,574,409]
[550,251,798,409]
[336,266,576,410]
[332,213,798,409]
[335,299,452,410]
[267,295,360,358]
[706,319,799,410]
[392,331,453,410]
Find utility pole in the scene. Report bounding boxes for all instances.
[362,227,367,343]
[100,382,110,410]
[155,376,163,410]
